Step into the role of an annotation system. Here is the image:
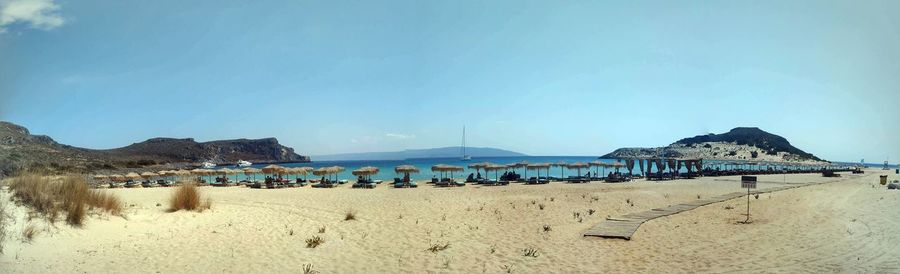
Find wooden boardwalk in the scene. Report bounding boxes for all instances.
[583,179,844,240]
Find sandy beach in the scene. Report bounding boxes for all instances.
[2,169,898,273]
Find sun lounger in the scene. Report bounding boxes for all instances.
[311,181,337,188]
[125,180,141,188]
[435,178,464,187]
[478,179,506,186]
[525,177,548,185]
[393,178,418,188]
[156,180,175,187]
[352,179,376,189]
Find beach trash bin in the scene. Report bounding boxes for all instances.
[880,175,888,185]
[895,169,898,174]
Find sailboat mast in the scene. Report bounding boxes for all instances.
[462,126,466,157]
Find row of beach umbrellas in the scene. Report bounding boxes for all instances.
[90,160,632,183]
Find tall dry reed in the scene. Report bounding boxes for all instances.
[169,183,210,212]
[8,174,123,227]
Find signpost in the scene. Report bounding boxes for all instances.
[741,176,757,223]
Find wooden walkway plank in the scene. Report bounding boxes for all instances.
[584,180,836,240]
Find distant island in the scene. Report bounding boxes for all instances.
[601,127,827,163]
[314,146,526,161]
[0,121,309,177]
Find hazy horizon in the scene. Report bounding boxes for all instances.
[2,0,899,163]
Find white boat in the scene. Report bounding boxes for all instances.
[237,160,252,167]
[461,126,471,161]
[201,162,216,169]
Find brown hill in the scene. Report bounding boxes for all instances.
[0,121,309,177]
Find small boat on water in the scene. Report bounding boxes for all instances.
[201,162,216,169]
[237,160,252,167]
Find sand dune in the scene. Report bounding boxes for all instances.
[1,169,898,273]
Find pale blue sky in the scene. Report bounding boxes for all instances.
[1,0,898,162]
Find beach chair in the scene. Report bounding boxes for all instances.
[394,178,418,188]
[352,179,376,189]
[312,179,337,188]
[140,180,155,188]
[435,178,464,187]
[125,180,141,188]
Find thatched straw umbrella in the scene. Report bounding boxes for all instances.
[352,166,380,181]
[312,167,328,180]
[281,167,295,180]
[431,164,464,179]
[526,163,551,180]
[394,165,420,181]
[140,172,158,183]
[589,160,605,178]
[296,167,313,181]
[313,166,345,182]
[215,168,229,182]
[484,163,507,181]
[296,167,309,179]
[157,170,171,182]
[609,162,625,174]
[467,162,492,178]
[174,170,190,182]
[190,168,206,182]
[327,166,345,179]
[513,161,529,179]
[566,162,589,177]
[262,164,285,176]
[125,172,142,181]
[552,161,568,179]
[243,167,260,181]
[226,168,243,182]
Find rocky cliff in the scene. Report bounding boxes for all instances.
[0,121,309,177]
[601,127,826,163]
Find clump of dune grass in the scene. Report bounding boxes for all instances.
[8,174,124,227]
[522,247,539,257]
[301,264,318,274]
[542,224,552,232]
[306,236,324,248]
[22,223,38,242]
[344,209,356,221]
[317,226,326,233]
[168,183,211,212]
[426,242,450,253]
